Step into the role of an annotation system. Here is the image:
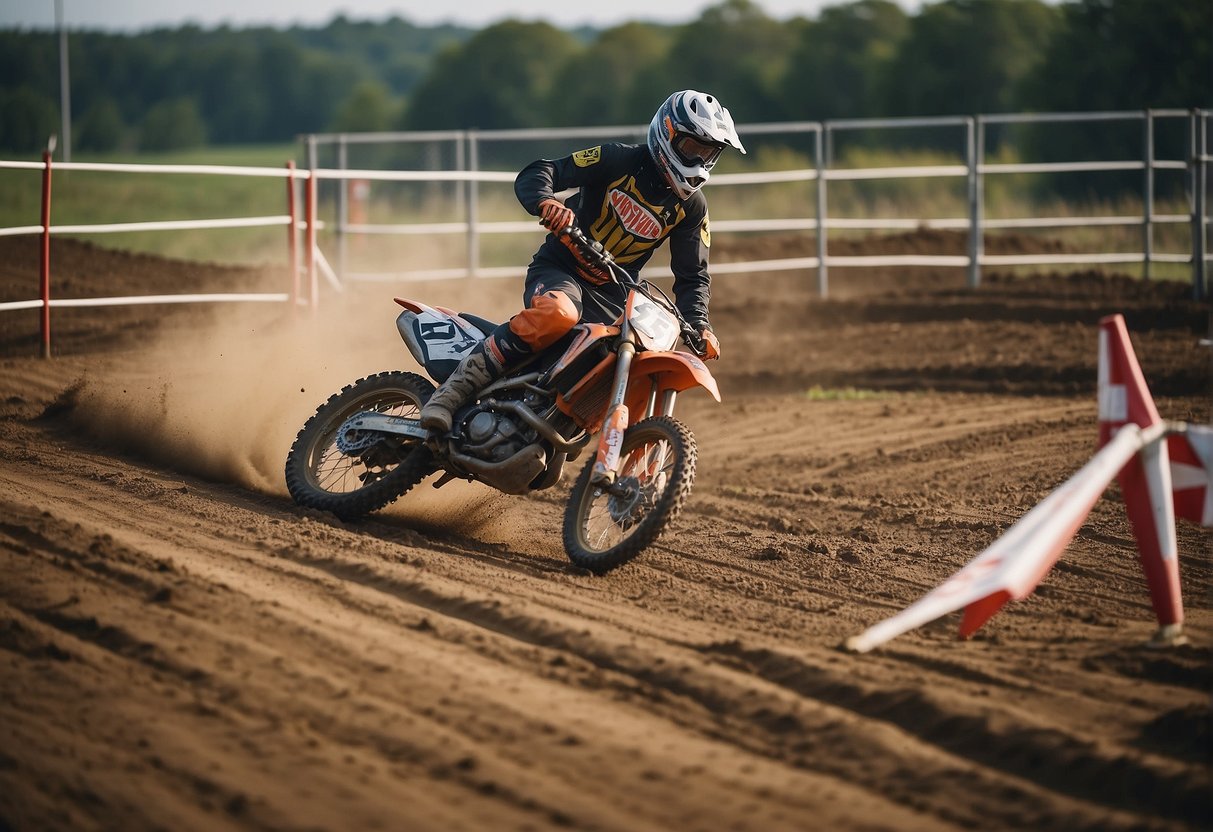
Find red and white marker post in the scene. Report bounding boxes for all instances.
[846,314,1208,653]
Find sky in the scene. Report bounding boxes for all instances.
[1,0,929,32]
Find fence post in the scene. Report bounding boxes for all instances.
[1192,110,1208,301]
[1142,109,1154,281]
[337,134,348,283]
[966,116,983,289]
[455,131,466,218]
[39,150,52,359]
[1198,112,1208,303]
[305,173,318,312]
[815,124,828,298]
[306,136,318,312]
[467,130,479,278]
[285,160,299,311]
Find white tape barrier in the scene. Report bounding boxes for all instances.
[0,160,305,178]
[844,421,1169,654]
[1,157,1193,259]
[0,154,1197,307]
[59,216,290,235]
[341,249,1186,283]
[341,213,1192,238]
[313,167,515,183]
[0,225,45,238]
[0,294,289,312]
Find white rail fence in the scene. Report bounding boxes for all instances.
[306,110,1208,293]
[1,109,1208,356]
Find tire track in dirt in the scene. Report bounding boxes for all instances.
[0,463,949,832]
[3,401,1208,831]
[1,239,1208,830]
[697,640,1210,826]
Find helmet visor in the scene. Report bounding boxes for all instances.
[672,133,724,167]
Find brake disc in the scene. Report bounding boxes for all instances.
[607,477,643,523]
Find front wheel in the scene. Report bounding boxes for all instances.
[285,371,436,521]
[562,416,697,574]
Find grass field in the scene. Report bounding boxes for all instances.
[0,144,299,264]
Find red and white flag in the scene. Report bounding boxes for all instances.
[1169,426,1213,527]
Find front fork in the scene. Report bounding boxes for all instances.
[590,340,678,487]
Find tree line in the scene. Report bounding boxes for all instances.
[0,0,1208,156]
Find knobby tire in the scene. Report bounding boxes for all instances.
[562,415,697,574]
[284,371,436,521]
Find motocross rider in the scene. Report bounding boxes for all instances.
[420,89,746,434]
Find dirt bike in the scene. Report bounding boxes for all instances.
[284,226,720,573]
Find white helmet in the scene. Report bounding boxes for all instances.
[647,89,745,200]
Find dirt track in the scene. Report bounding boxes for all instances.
[0,234,1210,831]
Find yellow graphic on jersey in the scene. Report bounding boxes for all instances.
[589,174,684,266]
[572,146,602,167]
[701,215,711,248]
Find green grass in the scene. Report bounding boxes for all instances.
[804,386,892,401]
[0,144,300,264]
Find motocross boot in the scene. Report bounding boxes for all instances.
[419,348,500,434]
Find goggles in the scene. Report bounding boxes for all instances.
[671,133,725,167]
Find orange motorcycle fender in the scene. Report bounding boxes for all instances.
[394,297,469,321]
[624,351,721,414]
[393,297,429,313]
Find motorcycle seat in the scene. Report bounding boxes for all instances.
[459,312,499,335]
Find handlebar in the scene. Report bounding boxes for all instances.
[556,224,707,357]
[559,225,623,280]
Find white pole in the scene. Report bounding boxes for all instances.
[55,0,71,162]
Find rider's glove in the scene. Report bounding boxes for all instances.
[699,328,720,361]
[538,198,576,232]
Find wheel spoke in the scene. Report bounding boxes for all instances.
[578,437,676,553]
[563,417,696,572]
[307,390,421,495]
[286,372,438,523]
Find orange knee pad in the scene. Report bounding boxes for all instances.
[508,291,580,351]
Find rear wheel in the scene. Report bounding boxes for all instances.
[285,371,436,521]
[562,416,696,574]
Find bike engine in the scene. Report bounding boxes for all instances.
[459,405,533,463]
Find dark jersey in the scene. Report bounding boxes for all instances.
[514,143,713,331]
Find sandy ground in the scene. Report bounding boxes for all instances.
[0,233,1210,831]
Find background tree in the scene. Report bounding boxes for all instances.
[188,41,265,143]
[1021,0,1212,112]
[404,21,580,130]
[0,87,58,153]
[634,0,798,124]
[1,1,1210,159]
[1015,0,1212,184]
[76,97,127,152]
[330,79,398,132]
[554,23,673,126]
[882,0,1061,117]
[139,97,207,151]
[781,0,909,121]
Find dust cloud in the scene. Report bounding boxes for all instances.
[66,301,382,491]
[66,272,525,497]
